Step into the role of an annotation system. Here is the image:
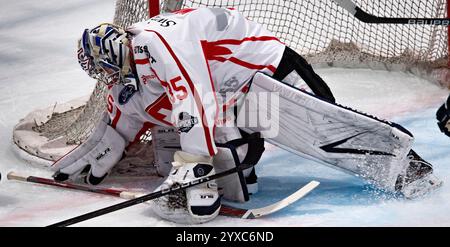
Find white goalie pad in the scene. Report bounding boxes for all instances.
[151,126,181,177]
[237,72,414,191]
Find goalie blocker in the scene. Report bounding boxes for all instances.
[237,72,442,198]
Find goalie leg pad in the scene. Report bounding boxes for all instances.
[151,126,181,177]
[216,131,265,201]
[52,112,110,171]
[238,72,415,192]
[53,113,126,185]
[214,145,251,202]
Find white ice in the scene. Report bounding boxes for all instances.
[0,0,449,226]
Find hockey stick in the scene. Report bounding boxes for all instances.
[333,0,450,25]
[7,171,140,199]
[7,171,319,219]
[44,134,268,226]
[47,160,253,227]
[222,181,320,219]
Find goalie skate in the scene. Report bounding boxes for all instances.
[395,150,443,199]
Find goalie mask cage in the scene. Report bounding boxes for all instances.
[12,0,450,166]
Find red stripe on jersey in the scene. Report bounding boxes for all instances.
[127,122,155,149]
[145,93,173,127]
[222,97,237,112]
[202,39,278,73]
[228,57,276,73]
[241,84,250,93]
[267,65,277,74]
[145,29,217,156]
[111,108,122,129]
[149,67,177,104]
[173,8,196,15]
[201,40,220,138]
[150,67,167,86]
[135,58,150,65]
[206,55,276,73]
[207,36,282,46]
[203,43,232,58]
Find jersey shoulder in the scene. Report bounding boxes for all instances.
[127,8,246,39]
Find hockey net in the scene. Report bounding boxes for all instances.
[12,0,450,166]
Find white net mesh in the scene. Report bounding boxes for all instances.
[13,0,450,163]
[177,0,449,83]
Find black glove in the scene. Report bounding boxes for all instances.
[436,94,450,137]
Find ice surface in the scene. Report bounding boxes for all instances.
[0,0,449,226]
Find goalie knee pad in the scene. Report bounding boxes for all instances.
[150,151,220,224]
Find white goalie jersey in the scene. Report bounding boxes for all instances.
[107,8,285,156]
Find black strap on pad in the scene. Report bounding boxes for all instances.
[216,131,265,201]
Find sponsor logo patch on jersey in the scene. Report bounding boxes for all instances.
[219,76,240,97]
[149,16,177,27]
[119,84,136,105]
[141,74,156,84]
[134,45,149,54]
[177,112,198,133]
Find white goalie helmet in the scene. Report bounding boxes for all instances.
[77,23,132,85]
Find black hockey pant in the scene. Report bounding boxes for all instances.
[273,46,336,103]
